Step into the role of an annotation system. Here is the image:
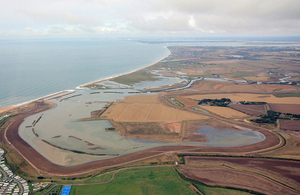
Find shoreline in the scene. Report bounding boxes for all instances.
[77,46,171,88]
[0,90,75,114]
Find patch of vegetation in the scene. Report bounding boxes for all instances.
[251,110,300,125]
[177,154,186,164]
[0,144,39,180]
[273,88,283,92]
[122,122,178,135]
[167,97,185,108]
[239,101,266,105]
[198,98,231,107]
[38,185,62,195]
[195,184,253,195]
[251,110,281,125]
[83,172,114,184]
[112,70,159,85]
[85,84,111,90]
[0,115,16,128]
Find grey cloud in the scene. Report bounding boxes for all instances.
[48,26,68,33]
[1,0,300,37]
[23,10,102,26]
[130,13,193,32]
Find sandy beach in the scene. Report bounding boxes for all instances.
[0,90,74,114]
[0,106,15,113]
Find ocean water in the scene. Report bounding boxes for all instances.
[0,39,169,107]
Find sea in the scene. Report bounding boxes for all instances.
[1,37,300,108]
[0,39,170,107]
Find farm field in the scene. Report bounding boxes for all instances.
[118,94,161,103]
[189,81,266,93]
[180,166,299,195]
[181,156,300,195]
[279,119,300,131]
[101,102,207,122]
[218,83,264,93]
[198,105,249,118]
[229,104,266,116]
[259,84,299,92]
[268,104,300,114]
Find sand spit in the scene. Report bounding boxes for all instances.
[77,50,171,89]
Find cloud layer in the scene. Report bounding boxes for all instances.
[1,0,300,38]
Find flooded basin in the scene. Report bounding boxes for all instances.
[18,80,265,166]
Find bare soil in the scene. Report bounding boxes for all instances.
[268,104,300,114]
[279,119,300,131]
[180,165,299,195]
[229,104,266,116]
[184,156,300,187]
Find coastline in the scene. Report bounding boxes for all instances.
[0,90,75,114]
[77,46,171,88]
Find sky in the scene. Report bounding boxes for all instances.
[1,0,300,39]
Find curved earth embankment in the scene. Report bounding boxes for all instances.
[2,101,282,177]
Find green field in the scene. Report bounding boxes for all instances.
[69,166,255,195]
[70,167,195,195]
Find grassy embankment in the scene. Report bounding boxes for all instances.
[0,113,41,180]
[167,97,185,108]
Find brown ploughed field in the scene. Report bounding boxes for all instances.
[180,166,299,195]
[279,119,300,131]
[229,104,266,116]
[181,156,300,195]
[268,104,300,114]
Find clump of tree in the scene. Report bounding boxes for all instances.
[251,110,281,125]
[250,110,300,125]
[198,98,231,107]
[284,113,300,119]
[251,110,300,125]
[239,101,266,105]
